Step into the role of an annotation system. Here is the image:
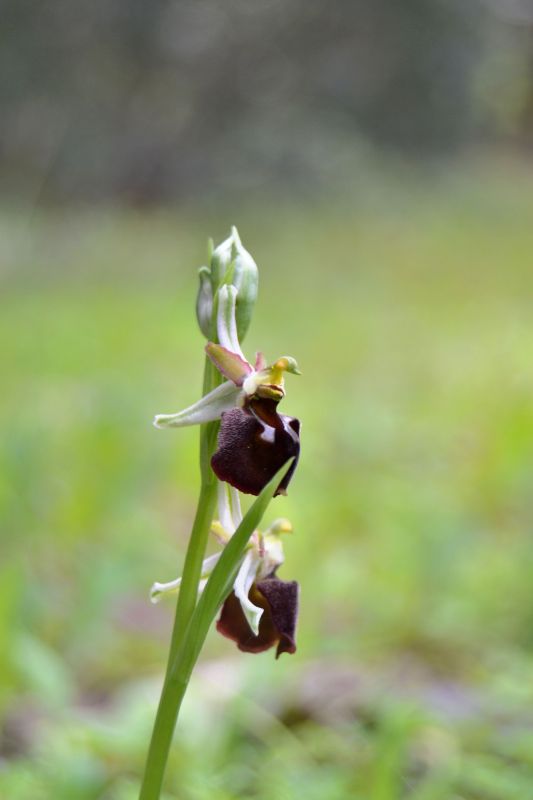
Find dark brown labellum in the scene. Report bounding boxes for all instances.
[211,398,300,496]
[216,577,299,658]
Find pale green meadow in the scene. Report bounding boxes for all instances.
[2,162,533,799]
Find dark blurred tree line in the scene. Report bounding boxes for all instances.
[1,0,532,205]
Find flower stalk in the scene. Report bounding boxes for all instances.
[139,228,301,799]
[138,363,218,800]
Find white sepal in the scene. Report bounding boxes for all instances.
[150,552,221,603]
[153,381,240,428]
[233,550,263,635]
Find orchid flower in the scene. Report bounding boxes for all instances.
[151,482,299,658]
[154,284,301,496]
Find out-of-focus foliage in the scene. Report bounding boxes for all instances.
[2,0,533,204]
[2,163,533,797]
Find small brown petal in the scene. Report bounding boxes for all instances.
[256,578,298,658]
[211,398,300,496]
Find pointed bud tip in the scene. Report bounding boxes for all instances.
[231,225,242,247]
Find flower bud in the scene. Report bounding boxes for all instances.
[196,266,213,338]
[210,226,258,342]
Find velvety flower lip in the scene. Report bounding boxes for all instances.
[211,397,300,497]
[216,575,299,658]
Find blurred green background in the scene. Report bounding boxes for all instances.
[3,2,533,799]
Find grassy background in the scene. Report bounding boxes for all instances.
[2,162,533,799]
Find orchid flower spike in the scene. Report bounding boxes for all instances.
[151,483,299,658]
[154,283,301,496]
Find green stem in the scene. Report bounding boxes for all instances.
[138,459,292,800]
[138,486,216,800]
[167,479,217,665]
[139,357,220,800]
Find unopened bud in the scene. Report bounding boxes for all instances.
[196,266,213,338]
[210,226,258,341]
